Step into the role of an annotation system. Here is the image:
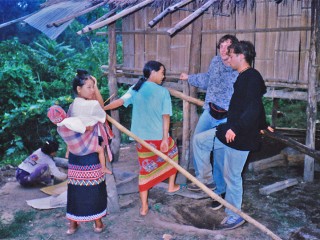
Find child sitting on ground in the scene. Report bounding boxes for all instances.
[47,104,112,175]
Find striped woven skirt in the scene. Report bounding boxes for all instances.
[66,152,107,222]
[137,137,178,192]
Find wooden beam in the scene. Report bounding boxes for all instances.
[46,1,108,28]
[0,12,37,29]
[259,178,299,195]
[264,131,320,161]
[167,0,217,36]
[148,0,194,28]
[248,154,286,172]
[78,0,154,35]
[97,26,312,36]
[88,8,117,26]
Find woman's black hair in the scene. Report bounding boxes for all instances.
[133,60,165,91]
[41,140,59,155]
[72,69,91,95]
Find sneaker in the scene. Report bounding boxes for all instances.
[187,182,216,192]
[218,216,245,230]
[211,193,225,210]
[187,182,201,191]
[205,182,216,191]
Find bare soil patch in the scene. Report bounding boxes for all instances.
[1,138,320,240]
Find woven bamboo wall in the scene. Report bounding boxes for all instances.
[121,0,312,88]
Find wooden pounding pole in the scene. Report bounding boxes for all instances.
[106,114,282,240]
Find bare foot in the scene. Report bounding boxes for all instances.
[101,167,112,175]
[140,206,149,216]
[66,221,79,235]
[168,184,180,193]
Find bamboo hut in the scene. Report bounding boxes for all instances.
[1,0,319,182]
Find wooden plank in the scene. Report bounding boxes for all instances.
[235,3,255,43]
[248,154,287,172]
[248,154,286,172]
[170,34,189,72]
[156,35,171,69]
[259,178,299,195]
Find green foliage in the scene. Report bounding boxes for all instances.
[0,210,37,239]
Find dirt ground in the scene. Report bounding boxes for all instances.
[1,138,320,240]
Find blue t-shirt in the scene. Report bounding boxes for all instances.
[121,81,172,140]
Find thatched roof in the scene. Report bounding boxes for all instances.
[0,0,286,40]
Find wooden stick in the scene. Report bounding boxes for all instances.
[167,0,217,36]
[104,93,115,104]
[148,0,194,27]
[259,178,299,195]
[105,114,282,240]
[78,0,154,35]
[167,87,204,107]
[46,1,108,28]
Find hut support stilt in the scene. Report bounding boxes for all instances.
[304,0,319,182]
[108,22,121,162]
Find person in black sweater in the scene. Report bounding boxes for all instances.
[212,41,273,230]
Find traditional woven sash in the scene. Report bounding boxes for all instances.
[57,122,113,161]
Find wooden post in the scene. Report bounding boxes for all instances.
[304,0,319,182]
[108,22,121,162]
[176,7,203,184]
[188,11,203,168]
[179,79,190,185]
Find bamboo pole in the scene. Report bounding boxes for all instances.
[148,0,194,27]
[77,0,154,35]
[167,87,204,107]
[46,0,108,27]
[88,9,117,26]
[167,0,217,36]
[105,114,282,240]
[0,12,37,29]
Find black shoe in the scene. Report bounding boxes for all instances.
[187,182,216,192]
[187,183,201,191]
[211,193,225,210]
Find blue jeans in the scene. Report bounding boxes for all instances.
[192,109,226,184]
[214,138,249,219]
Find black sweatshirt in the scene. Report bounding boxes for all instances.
[216,68,268,151]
